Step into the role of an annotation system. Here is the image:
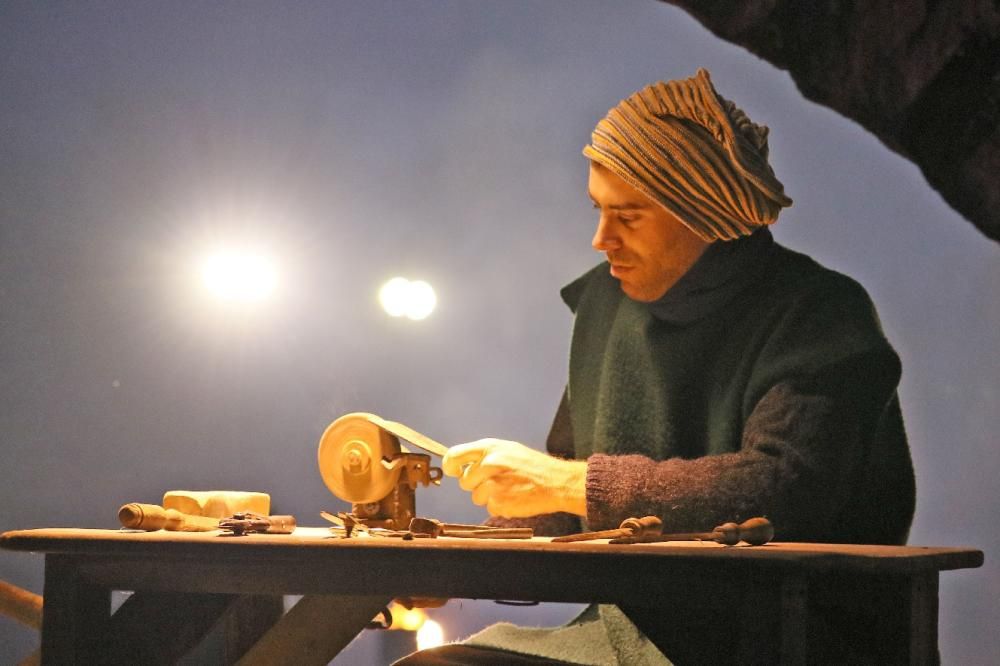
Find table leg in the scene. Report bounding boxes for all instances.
[810,570,941,665]
[101,589,239,664]
[236,594,392,665]
[908,572,939,664]
[732,570,808,665]
[887,571,939,665]
[778,573,808,664]
[622,568,793,665]
[40,554,111,665]
[224,595,286,662]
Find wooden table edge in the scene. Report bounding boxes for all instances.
[0,528,984,574]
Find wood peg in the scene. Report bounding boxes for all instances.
[610,517,774,546]
[711,517,774,546]
[551,516,662,543]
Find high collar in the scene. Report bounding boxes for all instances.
[647,227,776,325]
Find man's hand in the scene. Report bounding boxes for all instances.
[442,439,587,518]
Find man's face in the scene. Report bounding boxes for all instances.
[588,163,709,302]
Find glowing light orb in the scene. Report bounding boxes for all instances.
[200,249,277,304]
[395,606,426,632]
[379,277,437,320]
[416,618,445,650]
[379,277,412,317]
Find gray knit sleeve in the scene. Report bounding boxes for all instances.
[585,351,914,544]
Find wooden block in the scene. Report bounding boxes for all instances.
[163,491,270,518]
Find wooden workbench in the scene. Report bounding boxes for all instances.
[0,527,983,665]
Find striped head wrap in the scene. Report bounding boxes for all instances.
[583,68,792,242]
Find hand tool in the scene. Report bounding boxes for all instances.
[320,510,421,538]
[320,510,370,537]
[609,517,774,546]
[118,503,221,532]
[218,512,296,536]
[408,517,533,539]
[551,516,662,543]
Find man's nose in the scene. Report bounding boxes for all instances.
[592,216,621,252]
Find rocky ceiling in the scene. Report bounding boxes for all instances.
[662,0,1000,242]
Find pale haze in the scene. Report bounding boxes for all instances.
[1,2,997,663]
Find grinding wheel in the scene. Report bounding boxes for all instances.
[318,412,404,504]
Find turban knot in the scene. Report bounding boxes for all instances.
[583,69,792,241]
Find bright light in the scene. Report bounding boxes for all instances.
[416,618,445,650]
[200,249,277,303]
[379,277,412,317]
[379,277,437,320]
[392,605,426,632]
[405,280,436,320]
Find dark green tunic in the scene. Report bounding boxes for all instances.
[556,237,915,544]
[472,233,917,664]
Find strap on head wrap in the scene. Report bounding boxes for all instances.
[583,68,792,242]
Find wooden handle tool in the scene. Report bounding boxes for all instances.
[408,517,533,539]
[551,516,662,543]
[443,528,534,539]
[118,503,220,532]
[610,517,774,546]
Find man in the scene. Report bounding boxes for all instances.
[400,68,915,665]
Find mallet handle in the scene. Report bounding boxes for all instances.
[118,503,220,532]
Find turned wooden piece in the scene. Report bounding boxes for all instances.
[118,503,220,532]
[611,517,775,545]
[551,516,663,543]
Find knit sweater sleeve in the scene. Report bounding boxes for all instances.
[586,277,911,543]
[586,367,888,540]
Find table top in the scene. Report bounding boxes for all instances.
[0,527,984,575]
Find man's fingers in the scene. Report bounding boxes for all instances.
[485,481,532,518]
[471,477,502,507]
[442,442,490,476]
[458,460,505,492]
[487,495,516,518]
[472,475,535,516]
